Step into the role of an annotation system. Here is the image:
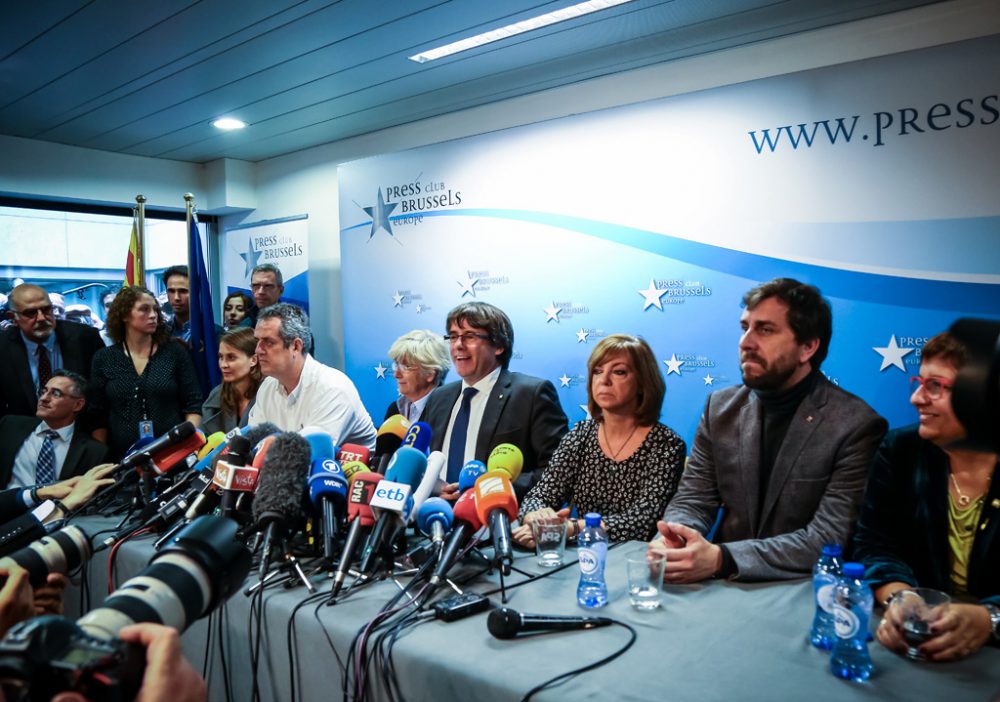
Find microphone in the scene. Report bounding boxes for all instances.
[301,429,337,462]
[197,432,227,461]
[429,489,484,588]
[145,430,206,476]
[357,447,427,577]
[252,432,311,580]
[341,460,370,481]
[401,421,432,455]
[212,435,253,517]
[457,460,487,493]
[372,415,410,473]
[486,607,613,639]
[486,443,524,482]
[408,450,444,520]
[337,443,371,466]
[473,472,518,575]
[331,471,379,597]
[308,458,348,563]
[416,497,453,547]
[116,421,197,475]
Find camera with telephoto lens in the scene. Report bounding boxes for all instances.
[0,516,251,702]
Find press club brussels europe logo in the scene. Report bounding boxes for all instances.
[357,176,464,240]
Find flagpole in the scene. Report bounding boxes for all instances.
[184,192,195,275]
[135,194,146,285]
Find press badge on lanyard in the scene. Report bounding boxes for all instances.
[135,382,153,439]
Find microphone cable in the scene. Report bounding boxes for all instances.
[518,619,637,702]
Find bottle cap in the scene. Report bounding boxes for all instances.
[842,562,865,578]
[584,512,601,527]
[821,544,842,557]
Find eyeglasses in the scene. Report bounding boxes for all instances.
[251,283,277,291]
[444,332,490,345]
[39,387,82,400]
[15,305,54,319]
[910,375,953,400]
[392,362,419,373]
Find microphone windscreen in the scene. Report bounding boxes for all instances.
[384,446,428,489]
[301,429,336,461]
[337,443,371,466]
[226,435,252,466]
[452,489,483,530]
[347,472,380,526]
[242,422,282,449]
[486,443,524,481]
[416,497,454,535]
[253,432,310,526]
[474,473,518,524]
[251,434,278,469]
[458,460,487,492]
[198,432,226,460]
[341,460,370,481]
[375,414,410,456]
[149,431,206,474]
[401,422,432,455]
[308,458,348,507]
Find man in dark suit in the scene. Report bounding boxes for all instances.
[421,302,568,499]
[0,284,105,421]
[650,278,887,582]
[0,370,110,489]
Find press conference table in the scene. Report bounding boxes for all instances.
[70,521,1000,702]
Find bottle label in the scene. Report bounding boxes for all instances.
[816,582,836,613]
[578,543,606,576]
[833,605,860,639]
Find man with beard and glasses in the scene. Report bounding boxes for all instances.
[649,278,887,583]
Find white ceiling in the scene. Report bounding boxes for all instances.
[0,0,942,164]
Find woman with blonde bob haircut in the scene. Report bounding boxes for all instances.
[514,334,686,544]
[384,329,451,423]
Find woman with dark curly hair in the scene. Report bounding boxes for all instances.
[88,286,203,460]
[201,327,262,435]
[513,334,686,544]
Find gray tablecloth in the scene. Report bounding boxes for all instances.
[67,522,1000,702]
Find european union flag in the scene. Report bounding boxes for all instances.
[188,215,221,394]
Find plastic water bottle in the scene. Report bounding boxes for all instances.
[810,544,843,649]
[830,562,873,682]
[576,513,608,608]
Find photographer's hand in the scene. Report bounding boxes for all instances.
[0,565,35,638]
[117,623,207,702]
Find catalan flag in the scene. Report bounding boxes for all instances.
[123,210,144,286]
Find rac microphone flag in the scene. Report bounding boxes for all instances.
[186,209,220,395]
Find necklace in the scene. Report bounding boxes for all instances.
[949,472,979,507]
[601,422,639,461]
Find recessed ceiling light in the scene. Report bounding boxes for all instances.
[408,0,636,63]
[212,117,247,130]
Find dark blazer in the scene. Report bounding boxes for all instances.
[853,426,1000,607]
[663,375,888,581]
[0,415,111,489]
[0,322,105,420]
[421,368,569,498]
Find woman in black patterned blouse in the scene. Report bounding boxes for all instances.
[89,286,203,460]
[513,334,685,544]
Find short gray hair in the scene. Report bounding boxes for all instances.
[252,263,284,288]
[53,369,87,399]
[257,303,312,354]
[388,329,451,385]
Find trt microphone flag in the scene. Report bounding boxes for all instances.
[124,209,143,286]
[187,212,221,395]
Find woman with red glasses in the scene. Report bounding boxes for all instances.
[853,332,999,662]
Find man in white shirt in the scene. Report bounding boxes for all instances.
[248,304,376,449]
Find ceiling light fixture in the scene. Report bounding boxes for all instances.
[408,0,636,63]
[212,117,247,130]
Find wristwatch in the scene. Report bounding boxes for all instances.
[984,603,1000,642]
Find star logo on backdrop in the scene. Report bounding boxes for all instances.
[392,291,404,307]
[458,273,479,297]
[239,238,263,279]
[374,362,388,379]
[559,374,572,388]
[362,188,398,239]
[703,373,716,386]
[576,329,589,343]
[873,335,915,372]
[663,354,684,376]
[415,304,425,314]
[579,404,591,419]
[638,279,667,311]
[544,303,562,323]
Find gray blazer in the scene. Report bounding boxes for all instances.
[663,375,887,581]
